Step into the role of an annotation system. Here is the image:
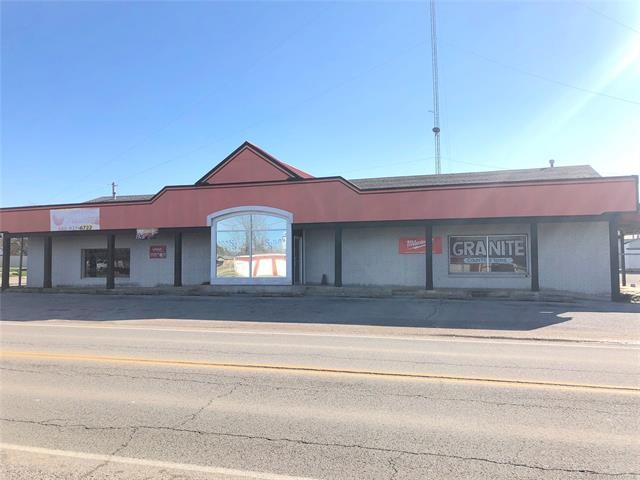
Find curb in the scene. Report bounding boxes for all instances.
[0,285,616,304]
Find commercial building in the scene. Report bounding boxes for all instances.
[1,142,638,299]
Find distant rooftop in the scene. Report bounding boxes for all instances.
[85,194,154,203]
[350,165,600,190]
[85,165,601,202]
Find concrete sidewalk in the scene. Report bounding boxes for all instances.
[1,291,639,345]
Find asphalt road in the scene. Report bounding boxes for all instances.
[1,294,639,479]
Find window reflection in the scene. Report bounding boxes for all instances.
[252,230,287,277]
[217,214,251,232]
[81,249,130,278]
[252,214,287,231]
[215,213,287,279]
[216,231,250,278]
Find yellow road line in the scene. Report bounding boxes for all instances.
[2,350,637,394]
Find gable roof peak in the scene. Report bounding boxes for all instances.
[195,141,313,185]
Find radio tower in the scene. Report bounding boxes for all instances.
[430,0,441,175]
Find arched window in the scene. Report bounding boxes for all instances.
[207,207,293,285]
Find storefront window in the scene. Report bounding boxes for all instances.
[214,211,289,281]
[216,230,250,278]
[81,248,130,278]
[251,229,287,277]
[448,235,528,274]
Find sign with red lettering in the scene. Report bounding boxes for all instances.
[399,237,442,254]
[149,245,167,259]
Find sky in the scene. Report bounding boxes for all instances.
[1,0,639,208]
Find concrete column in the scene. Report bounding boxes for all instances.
[1,233,11,290]
[609,217,620,301]
[293,229,302,285]
[334,226,342,287]
[619,230,626,287]
[43,236,53,288]
[174,231,183,287]
[530,222,539,292]
[425,224,434,290]
[106,234,115,290]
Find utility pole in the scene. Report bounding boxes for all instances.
[430,0,441,175]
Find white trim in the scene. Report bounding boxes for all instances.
[207,206,293,286]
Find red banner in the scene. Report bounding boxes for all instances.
[399,238,425,254]
[399,236,442,254]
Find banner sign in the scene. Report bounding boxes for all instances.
[136,228,159,240]
[398,236,443,254]
[50,208,100,231]
[399,237,426,254]
[448,235,528,273]
[149,245,167,259]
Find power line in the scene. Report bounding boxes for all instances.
[30,4,640,204]
[60,27,639,203]
[61,38,431,203]
[340,157,437,176]
[340,156,508,177]
[46,3,336,202]
[43,10,255,202]
[578,2,640,34]
[115,39,429,185]
[448,158,506,170]
[446,41,640,106]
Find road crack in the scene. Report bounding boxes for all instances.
[2,417,636,477]
[79,426,139,479]
[173,383,240,428]
[388,452,403,480]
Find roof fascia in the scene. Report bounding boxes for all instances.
[1,175,636,213]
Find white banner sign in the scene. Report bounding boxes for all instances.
[136,228,159,240]
[50,208,100,231]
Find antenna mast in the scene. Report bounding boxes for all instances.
[430,0,441,175]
